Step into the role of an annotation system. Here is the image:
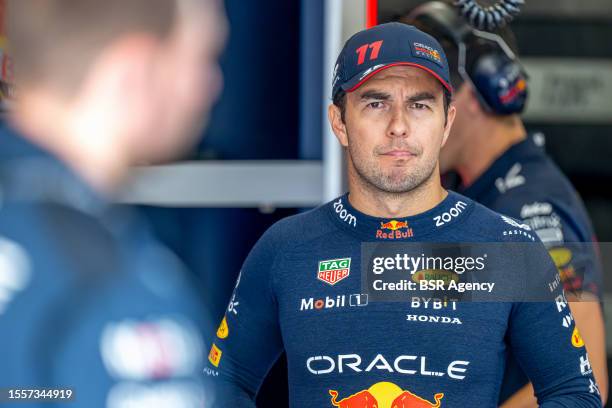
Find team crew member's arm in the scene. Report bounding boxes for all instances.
[506,245,602,408]
[204,226,285,407]
[502,203,607,407]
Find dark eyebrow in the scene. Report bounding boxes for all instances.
[407,91,437,103]
[359,90,439,103]
[359,90,391,101]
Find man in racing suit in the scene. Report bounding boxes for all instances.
[204,22,601,407]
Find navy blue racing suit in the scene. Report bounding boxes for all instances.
[204,188,601,407]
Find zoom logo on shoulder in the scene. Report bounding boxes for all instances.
[333,199,357,227]
[434,201,467,227]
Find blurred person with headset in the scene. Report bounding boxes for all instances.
[0,0,226,406]
[405,2,607,406]
[203,21,601,407]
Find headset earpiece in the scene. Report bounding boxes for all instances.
[470,52,527,114]
[406,1,528,115]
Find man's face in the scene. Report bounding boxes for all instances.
[145,0,228,162]
[333,65,455,194]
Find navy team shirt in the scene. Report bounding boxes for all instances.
[204,187,601,407]
[0,126,208,408]
[459,132,603,403]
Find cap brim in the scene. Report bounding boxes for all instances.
[342,62,453,94]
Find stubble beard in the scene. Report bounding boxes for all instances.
[348,142,438,195]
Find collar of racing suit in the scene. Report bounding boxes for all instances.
[326,189,475,241]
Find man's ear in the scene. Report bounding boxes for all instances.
[80,34,158,121]
[328,104,348,147]
[71,34,158,144]
[441,104,456,148]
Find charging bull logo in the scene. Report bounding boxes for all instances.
[380,220,408,231]
[329,382,443,408]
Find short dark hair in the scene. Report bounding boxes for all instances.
[333,86,452,124]
[7,0,179,94]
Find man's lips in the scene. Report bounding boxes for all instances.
[380,150,416,157]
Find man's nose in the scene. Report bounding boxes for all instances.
[387,106,410,138]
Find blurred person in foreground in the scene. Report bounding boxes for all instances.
[405,2,607,406]
[0,0,226,406]
[204,22,601,407]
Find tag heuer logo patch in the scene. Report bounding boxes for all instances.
[318,258,351,285]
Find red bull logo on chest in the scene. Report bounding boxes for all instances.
[376,220,414,239]
[330,382,443,408]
